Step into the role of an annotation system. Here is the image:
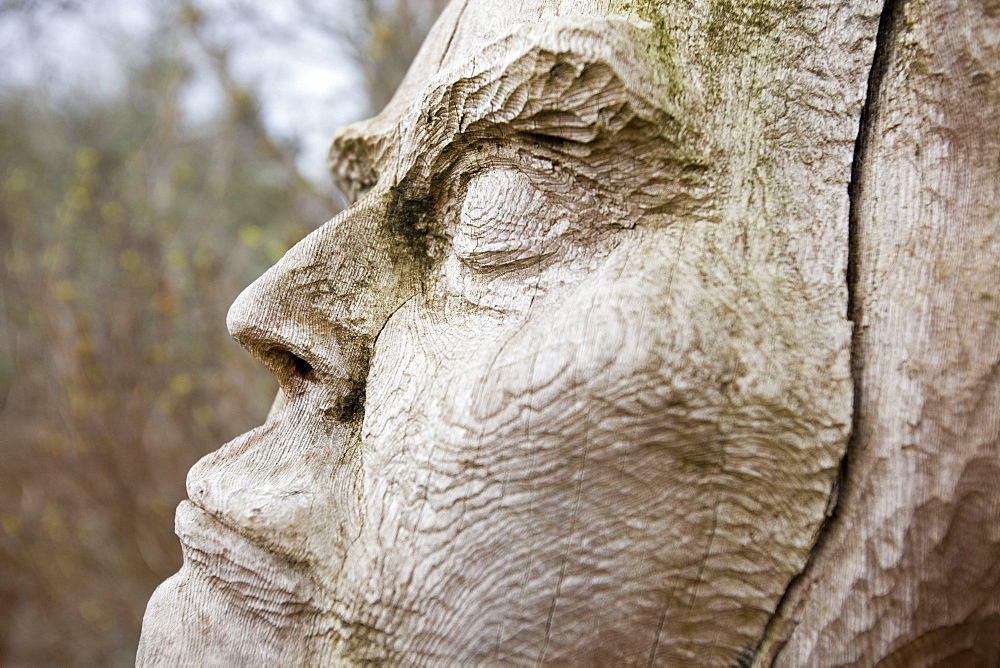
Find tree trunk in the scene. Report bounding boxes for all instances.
[138,0,999,664]
[758,0,1000,662]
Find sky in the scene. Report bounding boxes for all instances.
[0,0,370,184]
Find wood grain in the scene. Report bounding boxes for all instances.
[758,0,1000,663]
[134,0,999,663]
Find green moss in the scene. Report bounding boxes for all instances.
[385,185,438,269]
[614,0,681,98]
[705,0,802,56]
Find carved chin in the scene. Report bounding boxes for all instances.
[137,502,324,664]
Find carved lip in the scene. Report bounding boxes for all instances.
[174,500,323,621]
[174,501,393,656]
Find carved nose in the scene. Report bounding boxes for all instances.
[182,193,421,561]
[226,190,422,414]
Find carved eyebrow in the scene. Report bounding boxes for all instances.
[327,54,646,204]
[432,51,664,146]
[330,20,696,207]
[508,64,652,149]
[383,55,674,208]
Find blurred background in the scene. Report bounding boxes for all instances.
[0,0,446,663]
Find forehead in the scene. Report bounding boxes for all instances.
[329,6,689,202]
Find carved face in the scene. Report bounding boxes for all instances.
[139,3,851,665]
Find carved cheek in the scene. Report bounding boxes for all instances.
[452,167,568,270]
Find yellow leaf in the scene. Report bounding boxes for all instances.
[1,514,21,538]
[52,280,76,302]
[170,373,193,396]
[119,249,142,272]
[78,600,103,624]
[101,200,126,225]
[239,225,263,248]
[193,404,213,426]
[74,146,99,171]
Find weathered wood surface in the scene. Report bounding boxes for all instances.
[137,0,999,664]
[758,0,1000,663]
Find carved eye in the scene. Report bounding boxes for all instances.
[452,168,566,271]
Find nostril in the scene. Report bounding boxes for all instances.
[287,352,314,380]
[260,347,319,390]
